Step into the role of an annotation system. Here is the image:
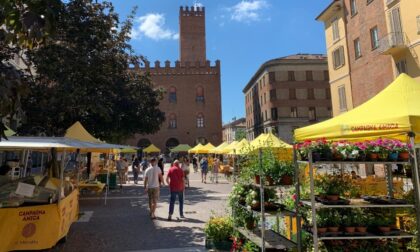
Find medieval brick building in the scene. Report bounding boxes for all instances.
[128,6,222,153]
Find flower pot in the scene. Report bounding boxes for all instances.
[205,238,233,251]
[312,152,321,162]
[333,151,342,161]
[328,227,339,232]
[326,194,339,201]
[251,201,260,210]
[378,226,391,233]
[356,226,367,233]
[245,220,256,230]
[399,151,410,161]
[357,152,367,161]
[368,153,378,161]
[378,152,389,161]
[322,149,333,161]
[266,176,275,186]
[317,227,327,234]
[279,175,293,185]
[254,175,260,184]
[344,227,356,233]
[389,152,399,161]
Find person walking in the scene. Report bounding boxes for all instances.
[213,158,220,183]
[116,156,125,189]
[182,157,190,188]
[200,157,208,183]
[132,157,140,184]
[166,160,185,220]
[192,156,198,173]
[144,158,164,219]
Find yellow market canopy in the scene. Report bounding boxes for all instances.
[250,132,292,149]
[210,142,229,154]
[65,121,102,143]
[217,141,238,154]
[295,74,420,143]
[228,139,250,155]
[171,144,192,153]
[4,125,16,137]
[143,144,160,153]
[188,143,204,154]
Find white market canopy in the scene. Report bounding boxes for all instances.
[0,136,132,153]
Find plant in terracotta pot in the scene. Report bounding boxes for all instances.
[336,141,362,161]
[310,138,332,161]
[354,208,368,233]
[315,173,352,201]
[228,183,251,207]
[374,216,394,233]
[245,187,278,211]
[273,160,294,185]
[316,209,329,235]
[395,141,412,161]
[326,210,341,232]
[365,140,382,161]
[342,213,356,234]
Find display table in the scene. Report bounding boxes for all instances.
[97,172,117,189]
[78,182,105,195]
[0,189,79,251]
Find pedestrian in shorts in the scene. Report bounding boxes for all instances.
[144,158,164,219]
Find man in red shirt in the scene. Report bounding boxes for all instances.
[166,160,185,221]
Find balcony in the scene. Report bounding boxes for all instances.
[379,32,408,55]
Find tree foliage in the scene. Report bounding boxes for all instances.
[18,0,165,142]
[235,128,246,141]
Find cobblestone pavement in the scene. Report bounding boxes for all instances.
[51,165,232,252]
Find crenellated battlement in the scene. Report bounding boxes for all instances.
[133,60,220,76]
[180,6,205,17]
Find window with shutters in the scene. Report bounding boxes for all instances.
[350,0,357,16]
[309,107,316,121]
[269,89,277,101]
[417,15,420,34]
[288,71,295,81]
[354,38,362,59]
[389,7,403,44]
[169,86,177,103]
[271,108,278,120]
[332,18,340,41]
[306,71,313,81]
[367,0,374,5]
[396,59,407,74]
[370,26,379,50]
[332,46,345,69]
[290,107,298,118]
[338,85,348,112]
[197,113,204,128]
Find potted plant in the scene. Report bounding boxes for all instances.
[204,216,234,250]
[395,142,411,161]
[374,216,394,233]
[315,173,352,201]
[365,140,381,161]
[354,209,368,233]
[229,183,250,206]
[242,241,259,252]
[316,210,329,235]
[326,210,341,232]
[277,161,294,185]
[342,214,356,234]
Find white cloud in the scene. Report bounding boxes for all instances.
[229,0,268,23]
[131,13,178,41]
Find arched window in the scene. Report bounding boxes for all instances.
[166,138,180,153]
[196,137,208,145]
[169,113,177,129]
[197,113,204,128]
[169,86,177,103]
[196,86,204,103]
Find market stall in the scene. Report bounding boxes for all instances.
[170,144,192,153]
[143,144,160,155]
[294,74,420,251]
[0,136,123,251]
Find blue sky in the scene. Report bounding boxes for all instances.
[110,0,331,124]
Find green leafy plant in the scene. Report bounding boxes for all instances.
[204,216,234,242]
[242,240,259,252]
[315,173,353,196]
[326,210,341,227]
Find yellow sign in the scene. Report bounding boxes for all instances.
[0,189,79,251]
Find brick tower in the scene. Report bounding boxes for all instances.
[179,6,206,63]
[129,5,222,153]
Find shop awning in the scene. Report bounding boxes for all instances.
[143,144,160,153]
[188,143,215,154]
[250,132,292,149]
[295,74,420,142]
[188,143,204,154]
[170,144,192,153]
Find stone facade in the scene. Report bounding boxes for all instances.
[127,6,222,152]
[222,118,246,143]
[243,54,332,143]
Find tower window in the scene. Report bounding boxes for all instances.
[169,113,177,129]
[196,86,205,103]
[197,113,205,128]
[169,86,177,103]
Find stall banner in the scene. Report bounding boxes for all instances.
[0,189,79,251]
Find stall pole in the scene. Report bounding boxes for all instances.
[409,133,420,249]
[293,147,302,252]
[23,149,30,177]
[40,153,44,175]
[258,148,266,252]
[105,152,110,205]
[58,150,67,204]
[308,152,318,252]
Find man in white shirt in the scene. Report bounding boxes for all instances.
[144,157,164,219]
